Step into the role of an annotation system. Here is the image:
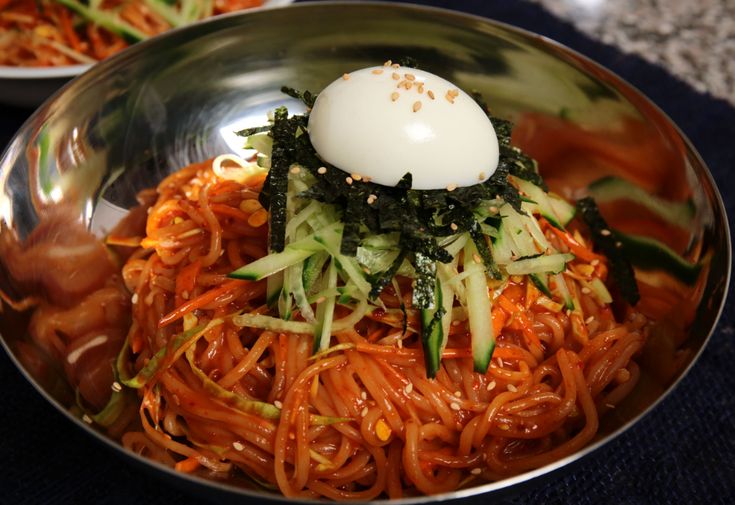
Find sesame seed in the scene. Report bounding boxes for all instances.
[452,320,461,327]
[290,166,301,174]
[497,357,504,367]
[591,259,600,266]
[489,206,498,213]
[427,90,435,100]
[383,60,392,67]
[581,287,591,294]
[342,73,350,80]
[232,441,245,451]
[274,400,283,409]
[391,63,400,69]
[315,296,326,304]
[361,391,367,400]
[507,384,518,392]
[82,414,93,424]
[345,177,353,185]
[449,88,459,97]
[405,73,416,81]
[616,241,623,247]
[111,382,122,393]
[486,380,496,391]
[361,407,369,417]
[446,183,457,192]
[392,72,400,80]
[403,81,413,90]
[450,223,458,231]
[131,293,138,304]
[450,402,461,411]
[606,403,616,409]
[478,172,486,180]
[473,253,482,264]
[454,390,462,398]
[445,91,455,103]
[600,229,612,236]
[317,166,327,174]
[418,84,424,94]
[288,432,295,440]
[499,423,510,431]
[391,92,400,102]
[413,101,422,112]
[396,339,403,349]
[470,468,482,475]
[351,173,362,181]
[372,68,383,75]
[585,315,595,324]
[404,383,414,394]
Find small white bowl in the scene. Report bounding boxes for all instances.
[0,0,293,108]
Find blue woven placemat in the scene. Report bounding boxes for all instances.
[1,1,734,503]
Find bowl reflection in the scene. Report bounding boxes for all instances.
[0,2,730,503]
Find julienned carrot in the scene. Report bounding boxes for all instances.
[542,218,605,263]
[58,6,82,52]
[491,307,507,337]
[210,203,251,221]
[174,456,201,473]
[496,295,543,352]
[175,259,201,306]
[159,279,246,327]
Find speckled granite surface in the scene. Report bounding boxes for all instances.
[530,0,735,105]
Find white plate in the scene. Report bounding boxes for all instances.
[0,0,294,108]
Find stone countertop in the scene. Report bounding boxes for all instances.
[530,0,735,105]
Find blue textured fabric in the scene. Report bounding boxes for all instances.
[1,1,734,503]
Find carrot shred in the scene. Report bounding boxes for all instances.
[175,259,201,306]
[174,456,201,473]
[209,203,251,221]
[158,279,246,327]
[496,295,543,352]
[542,218,605,263]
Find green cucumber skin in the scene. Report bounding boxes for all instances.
[615,232,701,284]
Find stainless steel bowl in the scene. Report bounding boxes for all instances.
[0,2,730,503]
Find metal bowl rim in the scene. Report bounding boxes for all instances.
[0,2,731,503]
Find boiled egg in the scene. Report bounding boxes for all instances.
[307,65,499,190]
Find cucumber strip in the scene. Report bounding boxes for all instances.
[511,176,566,230]
[491,220,514,265]
[549,194,576,226]
[313,259,338,352]
[266,271,283,308]
[420,275,445,378]
[302,251,329,294]
[285,200,322,238]
[522,212,552,251]
[277,274,293,321]
[553,273,574,310]
[229,222,341,280]
[463,241,495,373]
[588,176,694,226]
[54,0,148,41]
[614,231,702,285]
[234,299,369,336]
[505,253,574,275]
[501,204,538,257]
[585,277,613,304]
[234,313,313,334]
[529,273,553,298]
[288,259,315,323]
[315,230,372,298]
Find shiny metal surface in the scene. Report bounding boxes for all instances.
[0,2,730,503]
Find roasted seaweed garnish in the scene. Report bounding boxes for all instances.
[576,197,640,305]
[280,86,317,109]
[238,87,546,302]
